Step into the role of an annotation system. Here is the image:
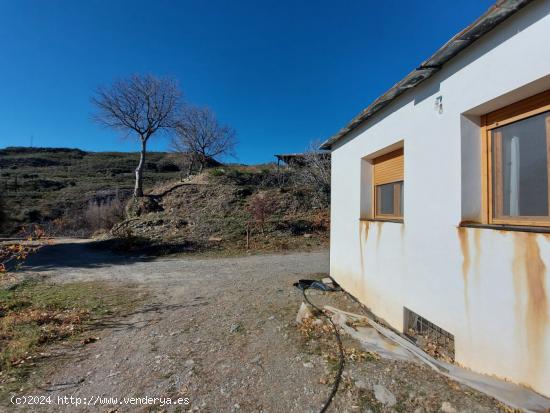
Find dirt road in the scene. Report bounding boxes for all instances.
[12,241,506,413]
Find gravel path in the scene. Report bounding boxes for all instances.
[12,240,506,413]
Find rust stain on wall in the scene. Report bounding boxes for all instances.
[457,227,471,325]
[359,221,369,275]
[457,228,471,282]
[512,233,549,379]
[359,220,369,241]
[376,221,383,250]
[473,229,481,280]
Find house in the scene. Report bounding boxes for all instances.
[320,0,550,397]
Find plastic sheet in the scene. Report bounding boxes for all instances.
[325,306,550,413]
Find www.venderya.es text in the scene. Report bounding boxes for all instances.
[11,395,190,407]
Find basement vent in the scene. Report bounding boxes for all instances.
[403,307,455,361]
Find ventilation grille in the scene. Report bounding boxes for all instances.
[404,307,455,361]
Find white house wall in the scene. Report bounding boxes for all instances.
[329,0,550,397]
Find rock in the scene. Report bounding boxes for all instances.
[373,384,396,407]
[230,323,242,333]
[184,359,194,367]
[208,236,223,242]
[80,337,98,345]
[296,302,313,325]
[125,196,163,217]
[302,362,313,368]
[303,233,313,238]
[354,379,369,390]
[441,402,457,413]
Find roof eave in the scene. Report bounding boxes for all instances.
[320,0,534,151]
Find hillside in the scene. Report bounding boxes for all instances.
[108,167,329,254]
[0,147,330,253]
[0,147,181,234]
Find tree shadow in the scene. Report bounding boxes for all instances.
[21,238,203,272]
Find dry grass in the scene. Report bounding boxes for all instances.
[0,280,142,395]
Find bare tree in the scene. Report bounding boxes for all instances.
[247,191,278,235]
[171,107,237,174]
[92,75,182,197]
[294,140,331,206]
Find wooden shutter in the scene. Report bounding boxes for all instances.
[373,148,404,185]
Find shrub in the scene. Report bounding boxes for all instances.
[292,142,331,207]
[157,157,181,172]
[24,209,42,223]
[247,192,278,234]
[209,168,225,177]
[0,224,46,275]
[84,197,125,232]
[0,195,7,233]
[44,214,89,237]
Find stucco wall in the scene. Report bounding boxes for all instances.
[329,1,550,396]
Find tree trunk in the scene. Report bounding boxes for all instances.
[198,154,206,173]
[134,139,147,197]
[186,158,194,178]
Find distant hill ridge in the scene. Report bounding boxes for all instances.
[0,147,88,155]
[0,147,181,234]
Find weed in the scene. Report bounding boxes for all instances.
[0,280,142,397]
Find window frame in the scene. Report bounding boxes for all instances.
[373,148,404,221]
[482,89,550,227]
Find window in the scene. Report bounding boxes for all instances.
[484,90,550,226]
[373,148,404,220]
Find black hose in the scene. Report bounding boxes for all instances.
[301,286,345,413]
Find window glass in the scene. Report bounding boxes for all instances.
[492,111,549,219]
[378,183,395,215]
[376,181,403,218]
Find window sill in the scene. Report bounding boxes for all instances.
[360,218,404,224]
[459,222,550,234]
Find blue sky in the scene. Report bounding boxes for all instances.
[0,0,494,164]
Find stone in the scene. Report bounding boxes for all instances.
[296,302,313,325]
[208,236,223,242]
[354,379,369,390]
[441,402,457,413]
[230,323,242,333]
[373,384,396,407]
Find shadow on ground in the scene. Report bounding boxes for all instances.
[22,238,202,272]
